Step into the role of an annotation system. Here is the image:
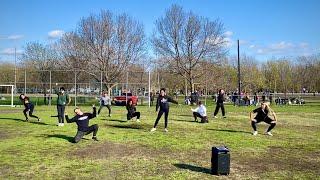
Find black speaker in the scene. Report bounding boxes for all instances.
[211,146,230,175]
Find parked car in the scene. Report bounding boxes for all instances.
[113,92,138,106]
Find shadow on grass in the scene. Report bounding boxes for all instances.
[106,124,143,130]
[174,163,211,175]
[103,119,128,123]
[47,134,74,142]
[172,118,197,123]
[207,128,251,134]
[0,117,25,122]
[0,118,49,125]
[29,121,49,125]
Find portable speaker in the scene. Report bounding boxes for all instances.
[211,146,230,175]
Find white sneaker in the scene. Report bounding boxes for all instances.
[150,128,156,132]
[266,132,273,136]
[136,119,140,123]
[60,123,64,127]
[164,128,168,132]
[213,116,218,118]
[252,131,258,136]
[38,118,41,122]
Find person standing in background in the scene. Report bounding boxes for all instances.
[56,87,70,126]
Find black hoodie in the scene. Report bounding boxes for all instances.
[65,107,96,131]
[156,95,178,111]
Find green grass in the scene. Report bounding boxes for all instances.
[0,102,319,179]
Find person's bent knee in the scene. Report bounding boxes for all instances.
[251,119,257,122]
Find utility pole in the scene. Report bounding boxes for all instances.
[237,40,241,102]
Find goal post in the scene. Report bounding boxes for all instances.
[0,85,14,107]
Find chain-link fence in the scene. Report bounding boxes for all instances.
[0,68,152,106]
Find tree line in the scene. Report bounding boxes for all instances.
[0,4,319,94]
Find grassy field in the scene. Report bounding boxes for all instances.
[0,102,319,179]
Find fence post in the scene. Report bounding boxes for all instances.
[49,70,52,106]
[24,69,26,94]
[100,71,103,94]
[74,70,77,107]
[148,70,151,108]
[126,71,128,103]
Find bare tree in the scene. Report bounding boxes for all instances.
[59,10,146,93]
[20,42,58,92]
[152,4,227,92]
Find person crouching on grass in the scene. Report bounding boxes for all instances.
[65,105,99,143]
[126,99,141,122]
[191,101,208,123]
[150,88,179,132]
[250,102,277,136]
[19,94,41,122]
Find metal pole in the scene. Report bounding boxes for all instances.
[24,69,26,94]
[49,70,52,106]
[205,67,208,106]
[148,70,151,108]
[14,47,17,94]
[237,39,241,104]
[100,71,103,94]
[74,71,77,107]
[11,85,14,107]
[126,71,128,103]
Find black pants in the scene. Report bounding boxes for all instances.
[23,104,39,120]
[57,105,65,123]
[74,124,99,143]
[193,112,207,123]
[214,103,225,116]
[98,105,111,116]
[154,109,169,128]
[127,112,140,120]
[251,117,276,132]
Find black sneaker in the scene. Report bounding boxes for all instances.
[25,118,29,122]
[92,136,99,141]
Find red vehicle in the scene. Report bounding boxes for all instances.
[113,92,138,106]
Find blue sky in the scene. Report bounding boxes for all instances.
[1,0,319,62]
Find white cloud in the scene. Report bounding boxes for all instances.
[0,48,23,55]
[249,45,255,48]
[270,41,294,50]
[254,41,315,56]
[224,31,233,37]
[0,34,24,40]
[48,30,65,39]
[224,37,233,47]
[7,35,24,40]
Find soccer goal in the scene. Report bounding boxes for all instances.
[0,85,14,107]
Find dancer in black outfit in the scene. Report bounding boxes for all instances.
[65,105,99,143]
[213,89,226,118]
[19,94,41,122]
[250,102,277,136]
[151,88,178,132]
[126,99,141,122]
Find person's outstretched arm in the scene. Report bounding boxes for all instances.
[272,111,277,121]
[168,96,178,104]
[88,105,97,119]
[65,113,77,123]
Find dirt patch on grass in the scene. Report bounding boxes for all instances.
[0,131,10,140]
[70,141,171,160]
[0,109,22,114]
[236,146,320,176]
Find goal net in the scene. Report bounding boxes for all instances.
[0,85,14,107]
